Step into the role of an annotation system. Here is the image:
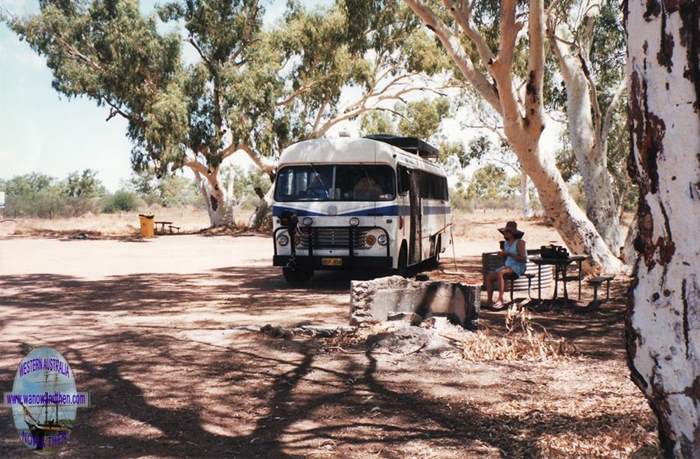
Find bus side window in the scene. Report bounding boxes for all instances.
[398,166,410,195]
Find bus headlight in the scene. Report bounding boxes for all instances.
[302,217,313,226]
[377,234,388,246]
[277,234,289,246]
[366,234,376,246]
[349,217,360,226]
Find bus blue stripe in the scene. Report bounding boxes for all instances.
[272,205,450,217]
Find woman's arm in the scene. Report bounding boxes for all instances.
[510,240,527,262]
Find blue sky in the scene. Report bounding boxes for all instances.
[0,0,324,191]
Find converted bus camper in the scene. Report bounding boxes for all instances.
[271,135,452,283]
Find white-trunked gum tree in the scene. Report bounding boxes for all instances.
[7,0,280,227]
[626,0,700,456]
[385,0,623,272]
[547,0,627,253]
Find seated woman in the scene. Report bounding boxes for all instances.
[484,221,527,310]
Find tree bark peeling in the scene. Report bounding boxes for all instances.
[627,0,700,455]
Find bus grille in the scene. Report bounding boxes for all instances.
[296,227,370,250]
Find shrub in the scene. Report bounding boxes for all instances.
[102,191,143,213]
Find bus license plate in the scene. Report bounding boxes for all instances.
[321,257,342,266]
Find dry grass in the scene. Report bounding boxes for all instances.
[459,305,576,362]
[1,206,255,238]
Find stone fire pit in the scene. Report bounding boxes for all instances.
[350,275,480,330]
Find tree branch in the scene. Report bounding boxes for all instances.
[403,0,501,114]
[524,0,546,134]
[184,159,210,176]
[238,144,276,175]
[600,80,626,143]
[442,0,495,68]
[489,0,523,125]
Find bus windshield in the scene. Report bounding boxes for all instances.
[275,165,396,202]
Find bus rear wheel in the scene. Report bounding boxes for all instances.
[428,236,441,270]
[396,244,409,277]
[283,266,313,284]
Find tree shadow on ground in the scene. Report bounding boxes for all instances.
[0,258,652,457]
[0,327,656,458]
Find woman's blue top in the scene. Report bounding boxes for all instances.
[504,239,527,277]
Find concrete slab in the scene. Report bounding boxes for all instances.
[350,275,480,329]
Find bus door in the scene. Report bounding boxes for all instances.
[408,170,422,265]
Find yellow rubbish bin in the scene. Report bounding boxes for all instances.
[138,214,155,238]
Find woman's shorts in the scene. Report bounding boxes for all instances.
[496,265,524,278]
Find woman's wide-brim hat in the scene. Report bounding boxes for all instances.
[498,221,524,238]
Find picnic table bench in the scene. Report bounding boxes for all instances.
[586,275,615,310]
[154,221,180,234]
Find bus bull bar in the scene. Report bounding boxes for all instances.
[273,225,392,270]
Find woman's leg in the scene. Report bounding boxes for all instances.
[485,271,495,305]
[497,267,514,303]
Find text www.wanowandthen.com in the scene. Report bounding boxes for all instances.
[3,392,89,408]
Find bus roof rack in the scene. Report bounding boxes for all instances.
[364,134,439,159]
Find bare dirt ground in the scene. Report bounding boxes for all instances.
[0,211,658,458]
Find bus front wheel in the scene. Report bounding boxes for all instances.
[283,266,313,284]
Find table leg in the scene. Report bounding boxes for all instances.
[563,263,569,301]
[538,264,542,301]
[552,265,559,300]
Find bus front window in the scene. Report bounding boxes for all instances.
[275,166,333,201]
[275,165,396,202]
[334,165,395,201]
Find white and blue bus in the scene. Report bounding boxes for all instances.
[271,135,452,283]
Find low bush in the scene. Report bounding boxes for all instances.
[102,191,143,213]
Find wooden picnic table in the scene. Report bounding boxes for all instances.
[154,221,181,234]
[154,221,172,234]
[530,254,587,305]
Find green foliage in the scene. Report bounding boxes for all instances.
[397,98,450,139]
[555,138,578,183]
[64,169,105,198]
[1,170,107,218]
[8,0,280,177]
[464,164,519,208]
[125,170,160,205]
[9,0,185,175]
[360,111,395,136]
[458,135,492,169]
[449,185,474,212]
[125,170,202,208]
[158,175,200,208]
[605,100,637,212]
[102,190,143,213]
[360,98,452,140]
[555,99,636,212]
[437,141,468,173]
[220,165,272,208]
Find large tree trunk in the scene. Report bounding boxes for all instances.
[405,0,622,274]
[585,143,624,254]
[248,187,273,230]
[548,16,625,254]
[626,1,700,456]
[509,136,622,273]
[192,168,233,227]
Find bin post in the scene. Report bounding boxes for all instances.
[138,214,155,238]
